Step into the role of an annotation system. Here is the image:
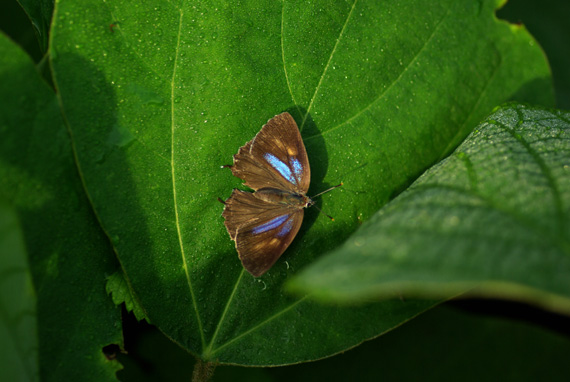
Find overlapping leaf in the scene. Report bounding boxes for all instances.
[290,104,570,314]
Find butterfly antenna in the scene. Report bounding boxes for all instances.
[312,204,335,221]
[217,197,226,205]
[310,183,342,221]
[311,182,343,199]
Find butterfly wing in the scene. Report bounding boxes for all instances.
[230,112,311,194]
[222,189,304,277]
[221,189,284,240]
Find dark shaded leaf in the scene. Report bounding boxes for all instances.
[0,202,38,382]
[0,33,122,381]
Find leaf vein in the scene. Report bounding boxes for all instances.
[497,116,567,238]
[300,0,358,131]
[209,296,308,356]
[411,183,565,248]
[203,269,245,356]
[305,7,450,141]
[170,8,206,349]
[281,0,301,116]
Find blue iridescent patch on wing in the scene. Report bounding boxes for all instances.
[277,217,294,237]
[264,153,296,184]
[252,214,289,234]
[291,158,303,183]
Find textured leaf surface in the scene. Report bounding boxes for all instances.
[0,33,122,380]
[291,104,570,314]
[50,0,552,364]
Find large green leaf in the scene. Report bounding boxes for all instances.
[0,33,122,380]
[290,103,570,314]
[50,0,552,364]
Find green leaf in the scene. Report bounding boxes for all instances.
[0,33,122,380]
[290,103,570,314]
[107,271,149,323]
[50,0,552,364]
[0,202,39,382]
[17,0,54,53]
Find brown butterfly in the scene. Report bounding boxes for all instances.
[219,112,341,277]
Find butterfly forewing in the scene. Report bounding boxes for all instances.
[231,112,310,193]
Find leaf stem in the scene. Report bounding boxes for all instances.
[192,359,216,382]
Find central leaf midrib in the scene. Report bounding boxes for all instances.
[170,7,206,349]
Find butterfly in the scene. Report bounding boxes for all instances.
[219,112,341,277]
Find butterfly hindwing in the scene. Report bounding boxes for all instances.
[221,189,285,240]
[222,189,304,276]
[235,209,304,277]
[230,112,310,193]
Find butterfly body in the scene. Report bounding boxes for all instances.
[220,112,312,277]
[255,188,313,207]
